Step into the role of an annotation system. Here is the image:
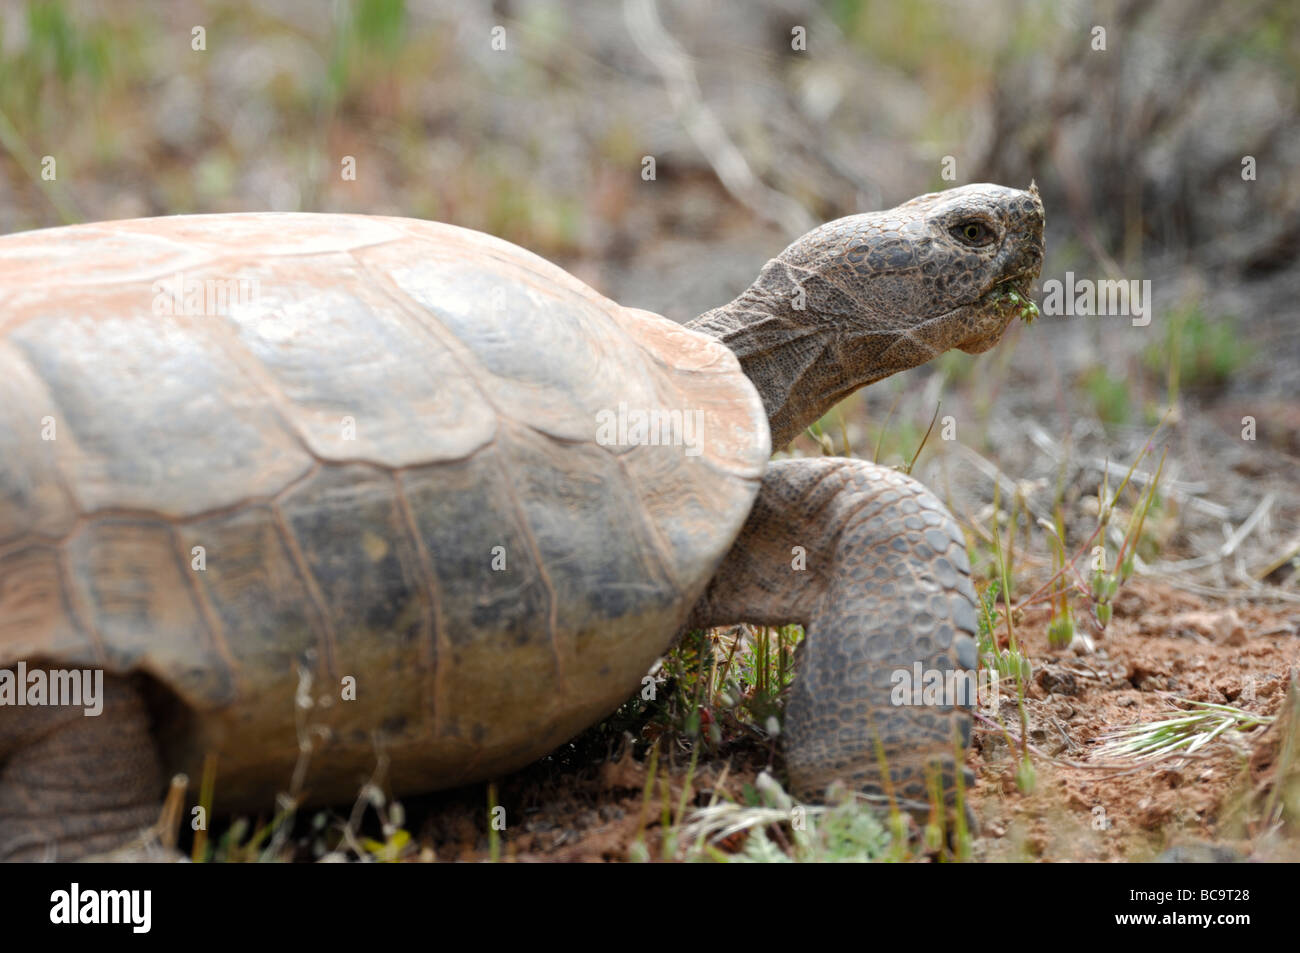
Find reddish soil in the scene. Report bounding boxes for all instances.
[974,580,1300,862]
[399,579,1299,863]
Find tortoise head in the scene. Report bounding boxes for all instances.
[691,183,1045,448]
[777,181,1045,356]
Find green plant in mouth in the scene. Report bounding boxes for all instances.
[991,283,1040,324]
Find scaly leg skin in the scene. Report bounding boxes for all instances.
[689,457,980,818]
[0,671,166,862]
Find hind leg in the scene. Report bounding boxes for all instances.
[0,670,164,861]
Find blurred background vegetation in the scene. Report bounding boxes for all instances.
[1,0,1297,586]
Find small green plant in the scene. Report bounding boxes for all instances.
[1015,756,1037,794]
[1044,509,1074,648]
[976,578,1032,683]
[1143,302,1253,399]
[1080,366,1131,426]
[806,404,852,455]
[979,483,1038,792]
[651,624,805,748]
[204,806,298,863]
[1015,415,1171,636]
[1091,448,1165,630]
[976,577,1002,654]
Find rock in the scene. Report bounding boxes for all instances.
[1169,609,1246,644]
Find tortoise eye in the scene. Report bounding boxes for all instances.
[953,220,996,246]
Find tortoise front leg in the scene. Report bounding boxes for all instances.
[689,457,980,814]
[0,670,164,861]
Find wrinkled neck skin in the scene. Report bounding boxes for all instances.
[687,260,938,450]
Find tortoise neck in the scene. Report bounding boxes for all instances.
[687,266,890,451]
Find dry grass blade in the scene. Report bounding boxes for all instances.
[1093,699,1273,764]
[682,802,822,846]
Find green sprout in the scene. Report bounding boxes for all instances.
[993,284,1040,325]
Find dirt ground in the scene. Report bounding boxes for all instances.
[361,579,1292,863]
[974,580,1300,863]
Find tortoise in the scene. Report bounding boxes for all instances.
[0,183,1043,860]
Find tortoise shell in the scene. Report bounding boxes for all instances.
[0,213,769,806]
